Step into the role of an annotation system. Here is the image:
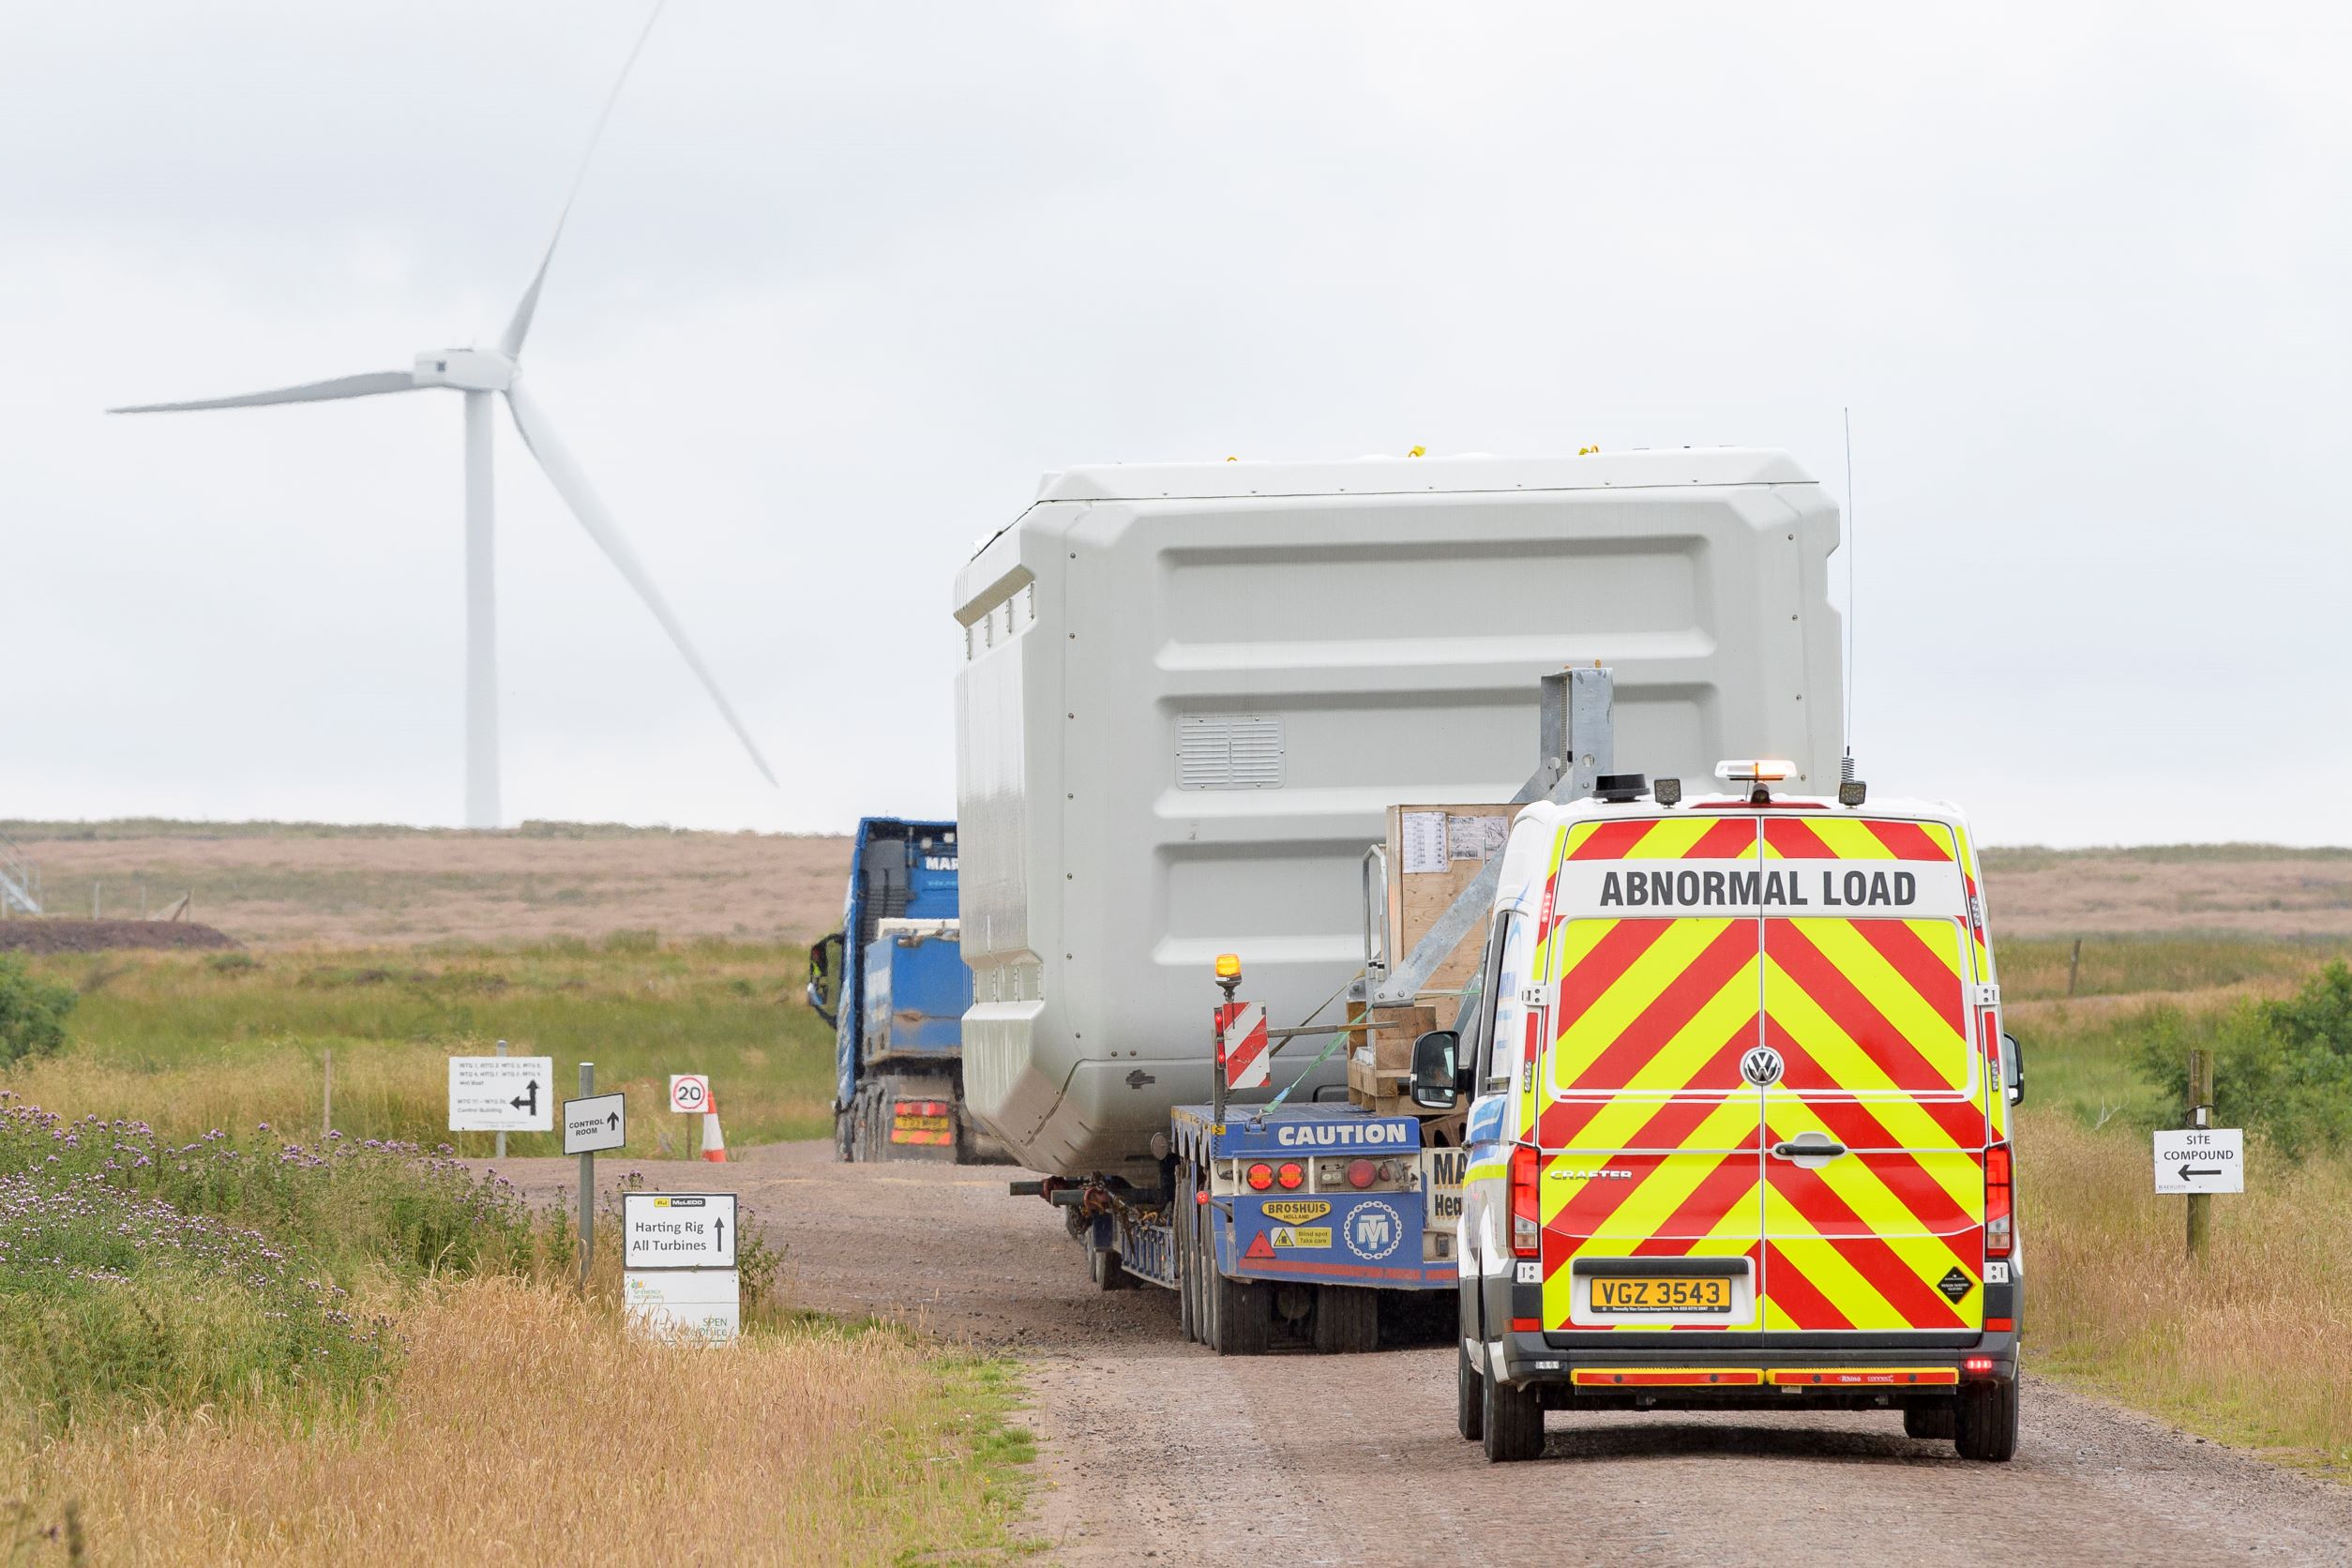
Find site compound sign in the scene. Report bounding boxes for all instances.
[448,1055,554,1133]
[2153,1127,2244,1195]
[623,1192,737,1269]
[669,1074,710,1114]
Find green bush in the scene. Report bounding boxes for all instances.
[0,1092,542,1428]
[0,954,75,1068]
[2134,960,2352,1158]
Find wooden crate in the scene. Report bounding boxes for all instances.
[1345,1003,1433,1112]
[1382,802,1518,1000]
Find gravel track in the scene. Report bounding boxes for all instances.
[490,1141,2352,1565]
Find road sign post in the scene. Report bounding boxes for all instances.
[2155,1047,2240,1263]
[2187,1048,2210,1260]
[577,1062,595,1294]
[670,1074,710,1159]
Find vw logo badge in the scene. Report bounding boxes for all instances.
[1741,1047,1785,1087]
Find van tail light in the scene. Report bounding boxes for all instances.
[1510,1144,1542,1258]
[1983,1143,2013,1259]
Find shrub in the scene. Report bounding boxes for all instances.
[0,955,74,1068]
[2134,960,2352,1158]
[0,1091,547,1427]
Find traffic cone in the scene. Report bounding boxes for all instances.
[700,1090,727,1163]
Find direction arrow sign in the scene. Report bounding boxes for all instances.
[623,1192,738,1269]
[562,1093,627,1155]
[2154,1126,2244,1195]
[449,1055,555,1133]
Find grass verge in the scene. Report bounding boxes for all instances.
[0,1087,1033,1564]
[8,939,838,1153]
[3,1277,1033,1566]
[2022,1107,2352,1475]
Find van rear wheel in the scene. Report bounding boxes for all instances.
[1954,1377,2019,1462]
[1457,1339,1485,1441]
[1903,1402,1955,1440]
[1480,1370,1545,1462]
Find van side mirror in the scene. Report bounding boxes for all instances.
[2001,1031,2025,1107]
[1410,1030,1464,1110]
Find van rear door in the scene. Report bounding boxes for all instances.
[1537,817,1767,1341]
[1755,818,1989,1340]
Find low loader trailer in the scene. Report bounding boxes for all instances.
[957,451,1850,1350]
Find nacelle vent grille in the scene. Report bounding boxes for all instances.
[1176,715,1285,791]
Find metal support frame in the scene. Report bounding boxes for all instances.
[1369,666,1615,1006]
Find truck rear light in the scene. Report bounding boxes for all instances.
[1245,1162,1274,1191]
[1984,1143,2013,1258]
[1510,1144,1541,1258]
[1963,1355,1996,1377]
[1346,1158,1376,1189]
[1276,1161,1305,1190]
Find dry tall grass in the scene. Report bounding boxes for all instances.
[3,1277,1029,1565]
[2024,1107,2352,1471]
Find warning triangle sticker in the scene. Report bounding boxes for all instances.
[1244,1230,1275,1260]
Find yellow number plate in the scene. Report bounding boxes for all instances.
[1591,1276,1732,1314]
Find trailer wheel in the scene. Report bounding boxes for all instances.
[1481,1371,1545,1462]
[1954,1377,2019,1463]
[1457,1339,1485,1441]
[1174,1168,1198,1342]
[1211,1274,1271,1356]
[1312,1286,1380,1354]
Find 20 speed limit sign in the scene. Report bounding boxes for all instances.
[669,1075,709,1113]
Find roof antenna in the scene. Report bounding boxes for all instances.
[1839,408,1865,807]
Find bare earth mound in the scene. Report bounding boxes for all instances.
[4,823,852,950]
[0,919,238,954]
[6,824,2347,950]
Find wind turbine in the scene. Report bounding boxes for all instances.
[109,2,774,828]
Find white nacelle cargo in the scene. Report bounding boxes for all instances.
[954,449,1845,1180]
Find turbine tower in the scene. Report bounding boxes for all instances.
[110,2,772,828]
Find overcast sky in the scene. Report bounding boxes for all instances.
[4,3,2347,845]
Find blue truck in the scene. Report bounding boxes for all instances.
[805,818,992,1162]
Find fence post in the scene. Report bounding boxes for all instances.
[2067,938,2082,997]
[322,1048,333,1141]
[2186,1047,2213,1261]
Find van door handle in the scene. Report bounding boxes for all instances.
[1770,1138,1847,1163]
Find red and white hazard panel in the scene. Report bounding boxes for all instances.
[1219,1002,1271,1089]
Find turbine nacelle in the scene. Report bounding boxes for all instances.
[413,349,517,393]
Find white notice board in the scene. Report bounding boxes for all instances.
[623,1192,739,1268]
[2153,1127,2244,1194]
[448,1055,555,1133]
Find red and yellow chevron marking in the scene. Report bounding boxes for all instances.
[1758,907,1983,1331]
[1566,816,1764,863]
[1760,918,1972,1095]
[1550,917,1764,1099]
[1951,822,2008,1142]
[1761,817,1956,863]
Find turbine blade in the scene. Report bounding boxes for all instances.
[502,381,777,788]
[110,369,419,414]
[499,0,671,357]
